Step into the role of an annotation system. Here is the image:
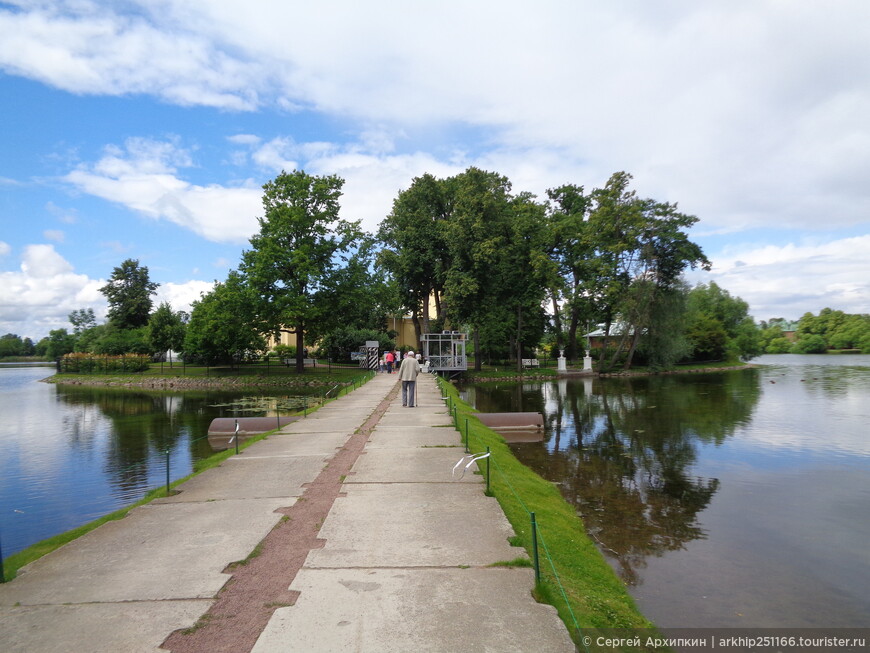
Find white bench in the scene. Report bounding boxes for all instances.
[521,358,540,369]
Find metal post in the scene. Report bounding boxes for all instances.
[165,449,171,495]
[304,398,308,417]
[486,446,491,495]
[531,512,541,584]
[234,419,240,455]
[0,529,5,582]
[465,418,469,453]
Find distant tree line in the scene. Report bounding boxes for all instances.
[18,167,865,372]
[759,309,870,354]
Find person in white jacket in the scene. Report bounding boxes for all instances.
[398,350,421,407]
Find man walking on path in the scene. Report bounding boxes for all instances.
[398,350,421,407]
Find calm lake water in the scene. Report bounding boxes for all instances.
[0,366,313,557]
[459,355,870,628]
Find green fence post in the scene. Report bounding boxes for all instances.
[486,446,491,495]
[234,419,240,455]
[165,449,171,495]
[531,512,541,584]
[465,418,469,453]
[0,530,6,583]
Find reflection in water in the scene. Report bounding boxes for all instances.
[0,367,320,556]
[462,371,761,585]
[462,361,870,627]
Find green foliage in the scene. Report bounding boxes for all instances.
[240,169,363,372]
[60,352,151,373]
[0,333,31,357]
[790,333,828,354]
[68,308,96,334]
[37,328,76,359]
[792,308,870,352]
[148,302,187,362]
[270,344,296,360]
[765,336,792,354]
[99,259,159,329]
[183,271,266,365]
[685,282,759,361]
[90,325,151,355]
[317,327,394,362]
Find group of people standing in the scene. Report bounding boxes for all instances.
[381,350,423,408]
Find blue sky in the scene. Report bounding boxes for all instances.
[1,0,869,341]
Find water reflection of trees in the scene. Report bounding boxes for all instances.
[470,370,760,585]
[54,386,232,496]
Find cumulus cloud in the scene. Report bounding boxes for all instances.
[0,0,262,110]
[694,235,870,320]
[0,244,105,337]
[5,0,866,236]
[0,243,217,339]
[64,137,262,243]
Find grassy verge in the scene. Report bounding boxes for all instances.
[437,378,657,651]
[1,372,374,582]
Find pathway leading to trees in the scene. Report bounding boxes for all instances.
[0,372,573,652]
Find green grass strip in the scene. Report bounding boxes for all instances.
[437,377,657,651]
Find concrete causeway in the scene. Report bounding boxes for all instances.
[0,372,574,652]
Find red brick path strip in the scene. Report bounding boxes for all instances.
[162,382,399,653]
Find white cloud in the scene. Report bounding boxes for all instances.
[155,280,216,316]
[0,244,216,340]
[43,229,65,243]
[0,1,262,110]
[64,137,262,243]
[5,0,865,237]
[0,241,10,257]
[0,244,105,338]
[694,235,870,320]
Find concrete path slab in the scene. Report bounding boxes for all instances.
[365,424,461,448]
[0,498,287,605]
[279,417,365,433]
[251,567,575,653]
[348,448,481,484]
[240,429,351,456]
[155,454,323,502]
[0,600,211,653]
[305,483,519,568]
[377,409,453,427]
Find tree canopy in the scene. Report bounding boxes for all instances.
[240,170,364,372]
[99,259,159,329]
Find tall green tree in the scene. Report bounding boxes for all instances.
[183,271,265,365]
[378,173,453,348]
[442,167,516,370]
[240,170,362,372]
[545,184,595,360]
[68,308,97,334]
[0,333,25,357]
[685,282,760,361]
[99,259,159,329]
[148,302,188,366]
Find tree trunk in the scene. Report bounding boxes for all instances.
[598,315,612,367]
[295,325,305,374]
[474,328,482,371]
[411,310,422,352]
[550,290,563,353]
[623,329,643,370]
[421,295,430,336]
[516,303,523,373]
